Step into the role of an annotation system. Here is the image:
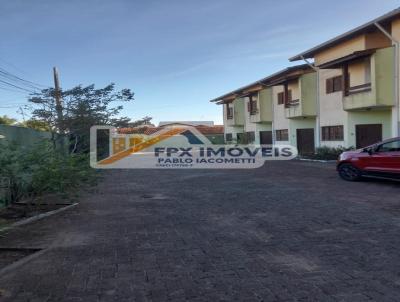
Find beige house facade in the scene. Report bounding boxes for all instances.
[212,8,400,154]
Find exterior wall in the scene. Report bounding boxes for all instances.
[300,72,318,116]
[347,110,392,147]
[258,88,273,122]
[343,48,394,110]
[315,35,366,66]
[244,95,272,144]
[224,125,243,143]
[289,118,316,148]
[314,33,391,66]
[319,68,348,147]
[288,80,300,100]
[272,86,290,145]
[348,59,368,87]
[392,18,400,136]
[233,98,245,126]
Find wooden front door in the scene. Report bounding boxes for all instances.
[259,131,272,145]
[355,124,382,149]
[296,128,315,155]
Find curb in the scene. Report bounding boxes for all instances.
[297,158,337,163]
[0,203,79,232]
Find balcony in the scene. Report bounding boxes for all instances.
[249,88,273,123]
[284,73,317,119]
[342,47,394,111]
[226,97,245,127]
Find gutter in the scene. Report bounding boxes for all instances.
[374,22,400,137]
[300,56,321,148]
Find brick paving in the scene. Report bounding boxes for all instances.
[0,161,400,301]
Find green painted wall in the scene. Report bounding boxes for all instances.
[288,118,316,148]
[347,110,392,147]
[300,72,317,116]
[343,47,394,110]
[259,88,273,122]
[233,98,245,126]
[375,46,395,106]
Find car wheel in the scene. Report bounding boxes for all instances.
[338,163,362,181]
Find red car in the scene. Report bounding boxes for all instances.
[337,137,400,181]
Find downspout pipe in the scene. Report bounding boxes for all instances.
[301,56,321,148]
[374,22,400,137]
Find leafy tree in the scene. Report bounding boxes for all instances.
[128,116,154,127]
[28,83,134,152]
[0,115,17,125]
[19,119,51,131]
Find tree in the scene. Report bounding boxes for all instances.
[19,119,51,131]
[128,116,154,127]
[0,115,17,125]
[28,83,134,152]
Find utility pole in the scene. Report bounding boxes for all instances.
[53,67,66,152]
[53,67,64,134]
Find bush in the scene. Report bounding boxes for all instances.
[308,146,355,161]
[0,140,96,204]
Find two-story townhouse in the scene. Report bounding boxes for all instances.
[211,81,274,145]
[265,65,317,155]
[290,8,400,149]
[211,64,316,154]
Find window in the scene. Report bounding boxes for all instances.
[326,76,342,94]
[237,133,244,144]
[247,96,258,115]
[277,92,284,105]
[377,140,400,152]
[225,133,233,142]
[226,105,233,119]
[275,129,289,141]
[243,131,255,144]
[321,125,344,141]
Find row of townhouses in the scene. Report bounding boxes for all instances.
[210,9,400,155]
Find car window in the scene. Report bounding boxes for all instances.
[377,140,400,152]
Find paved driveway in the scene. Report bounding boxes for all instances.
[0,161,399,301]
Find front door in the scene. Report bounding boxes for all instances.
[259,131,272,145]
[356,124,382,149]
[296,128,315,155]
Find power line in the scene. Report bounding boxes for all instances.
[0,78,36,93]
[0,67,47,90]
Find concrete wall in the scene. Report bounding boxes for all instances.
[0,125,52,146]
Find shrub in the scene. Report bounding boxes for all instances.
[0,140,96,204]
[308,146,355,161]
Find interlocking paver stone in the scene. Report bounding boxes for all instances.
[0,161,399,301]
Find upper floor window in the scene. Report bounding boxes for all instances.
[247,96,258,115]
[226,105,233,119]
[277,92,284,105]
[326,76,342,94]
[277,90,292,105]
[225,133,233,142]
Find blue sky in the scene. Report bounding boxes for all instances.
[0,0,399,125]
